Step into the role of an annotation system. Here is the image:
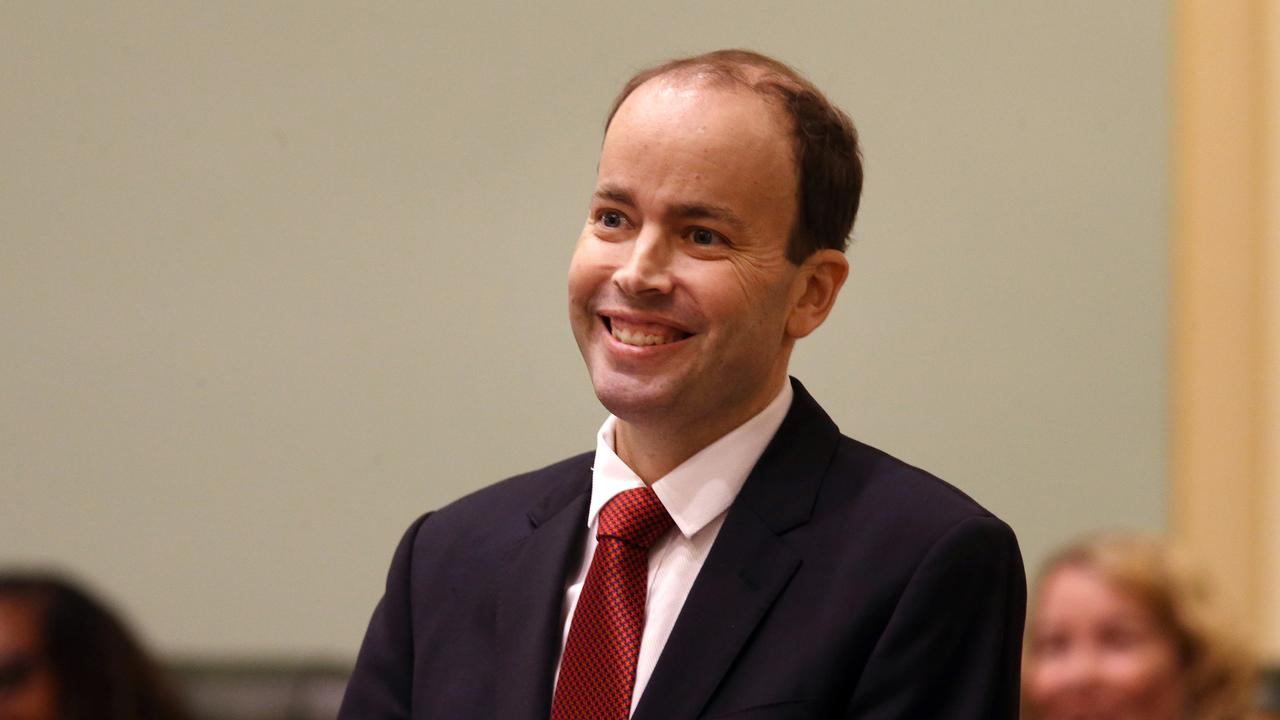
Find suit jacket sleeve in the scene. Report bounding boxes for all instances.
[845,514,1026,719]
[339,512,431,720]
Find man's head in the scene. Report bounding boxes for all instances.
[606,49,863,263]
[568,50,861,452]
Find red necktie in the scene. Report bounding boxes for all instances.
[550,486,674,720]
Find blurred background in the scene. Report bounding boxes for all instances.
[1,0,1275,716]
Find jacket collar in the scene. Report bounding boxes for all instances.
[493,457,592,720]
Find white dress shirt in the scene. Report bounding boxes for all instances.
[553,381,794,716]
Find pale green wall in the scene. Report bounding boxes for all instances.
[0,2,1168,658]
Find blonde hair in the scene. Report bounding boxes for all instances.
[1025,533,1256,720]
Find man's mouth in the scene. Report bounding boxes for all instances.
[603,316,692,347]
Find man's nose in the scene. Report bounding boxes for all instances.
[612,227,675,296]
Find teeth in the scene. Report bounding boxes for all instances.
[610,319,680,347]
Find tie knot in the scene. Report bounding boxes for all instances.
[597,487,673,549]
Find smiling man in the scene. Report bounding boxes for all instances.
[340,50,1026,720]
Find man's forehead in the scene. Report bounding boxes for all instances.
[606,78,789,153]
[618,74,769,117]
[643,74,709,101]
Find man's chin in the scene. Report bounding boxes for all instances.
[589,375,681,421]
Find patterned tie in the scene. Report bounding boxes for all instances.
[550,486,675,720]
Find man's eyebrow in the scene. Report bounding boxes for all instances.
[593,185,636,206]
[593,184,749,231]
[669,202,748,231]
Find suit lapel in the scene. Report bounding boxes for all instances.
[632,379,841,720]
[632,502,801,720]
[493,461,592,720]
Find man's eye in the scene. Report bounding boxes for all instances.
[599,211,624,228]
[691,228,720,245]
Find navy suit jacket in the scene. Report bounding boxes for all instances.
[339,379,1026,719]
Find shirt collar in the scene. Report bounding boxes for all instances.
[588,381,794,539]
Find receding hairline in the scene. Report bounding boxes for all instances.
[604,54,813,133]
[604,74,799,159]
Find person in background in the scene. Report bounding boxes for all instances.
[0,572,192,720]
[1022,533,1257,720]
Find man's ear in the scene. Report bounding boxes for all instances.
[786,249,849,339]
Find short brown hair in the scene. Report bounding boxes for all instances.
[605,49,863,263]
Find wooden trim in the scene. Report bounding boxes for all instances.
[1171,0,1272,657]
[1260,0,1280,661]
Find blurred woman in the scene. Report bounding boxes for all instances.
[0,573,191,720]
[1022,534,1256,720]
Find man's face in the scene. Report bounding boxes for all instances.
[568,78,804,438]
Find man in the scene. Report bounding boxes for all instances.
[340,49,1025,719]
